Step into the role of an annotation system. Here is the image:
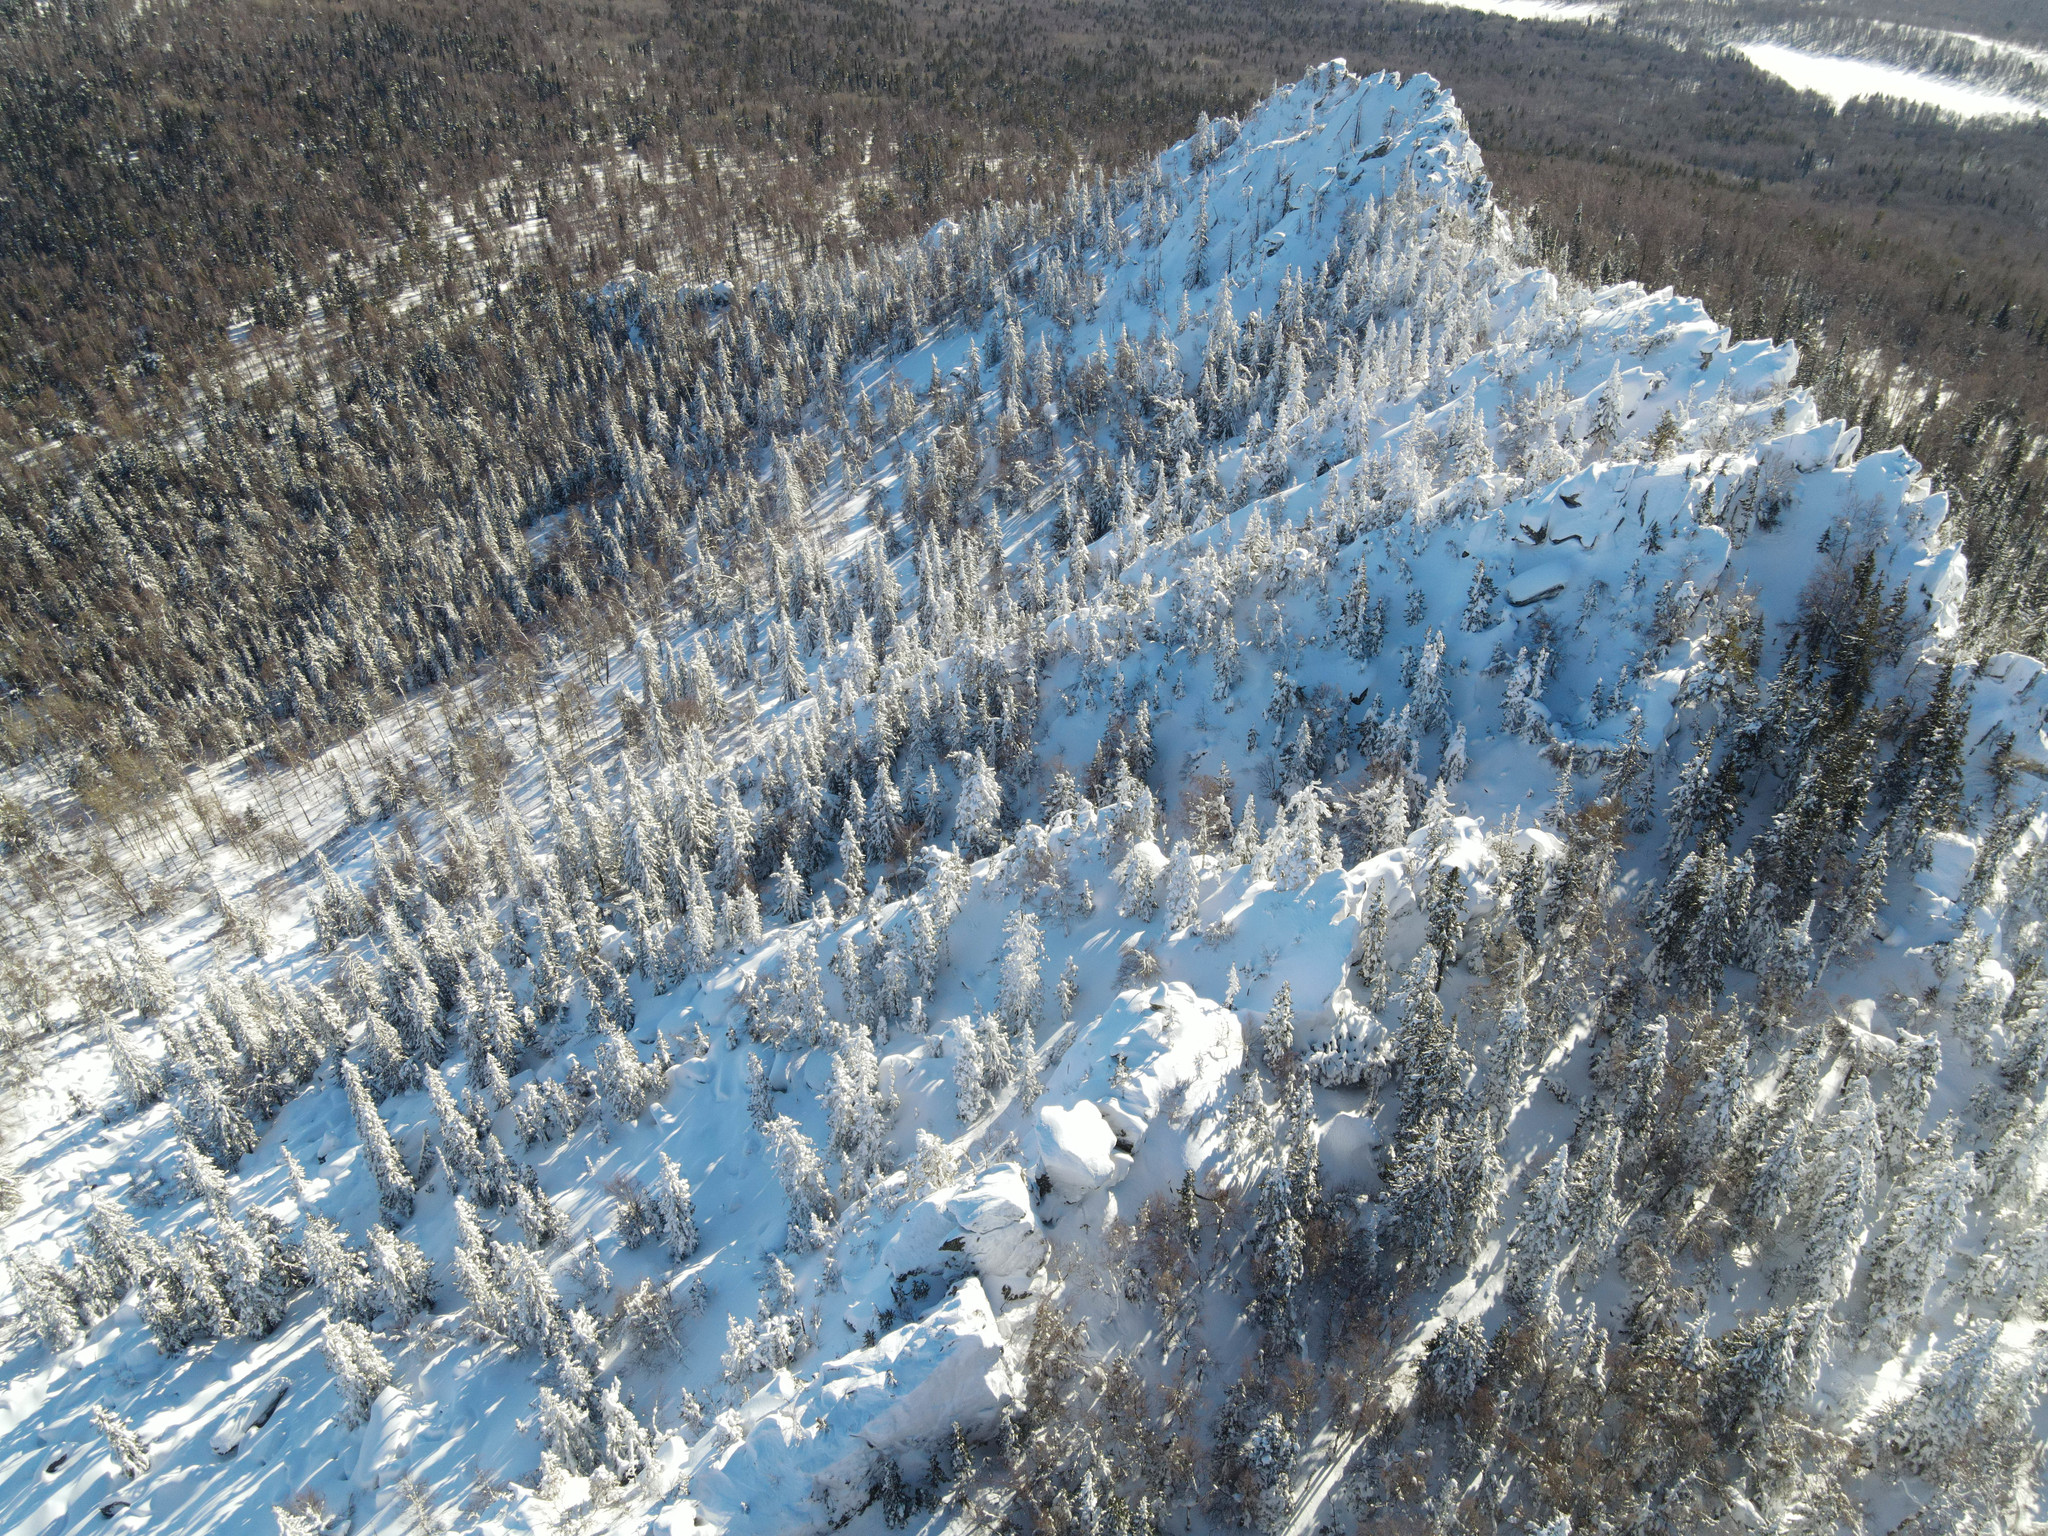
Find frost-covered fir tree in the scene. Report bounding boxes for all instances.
[824,1026,888,1188]
[1864,1118,1975,1348]
[90,1406,150,1479]
[650,1151,700,1261]
[997,910,1045,1042]
[341,1059,415,1219]
[1260,983,1295,1074]
[954,751,1004,855]
[322,1320,395,1429]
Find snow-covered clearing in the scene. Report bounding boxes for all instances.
[1737,40,2048,119]
[1409,0,1609,21]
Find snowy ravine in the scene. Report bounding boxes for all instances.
[4,58,2047,1536]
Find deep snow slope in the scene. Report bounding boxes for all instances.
[2,60,2045,1536]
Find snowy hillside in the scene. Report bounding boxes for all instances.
[3,59,2046,1536]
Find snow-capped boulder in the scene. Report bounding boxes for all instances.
[351,1388,418,1491]
[943,1164,1044,1280]
[832,1276,1015,1453]
[1506,563,1571,608]
[1319,1108,1379,1186]
[870,1163,1045,1312]
[1037,1100,1120,1200]
[692,1278,1019,1532]
[1032,983,1245,1202]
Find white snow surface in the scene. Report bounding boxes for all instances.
[1409,0,1609,20]
[1,57,2044,1536]
[1738,40,2048,118]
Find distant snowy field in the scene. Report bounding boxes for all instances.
[0,58,2043,1536]
[1411,0,1609,21]
[1738,40,2048,119]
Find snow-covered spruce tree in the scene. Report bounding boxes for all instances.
[340,1058,415,1219]
[426,1066,486,1197]
[1795,1059,1875,1224]
[1267,788,1332,892]
[366,1225,435,1326]
[123,928,180,1020]
[1708,1299,1835,1446]
[322,1320,396,1430]
[954,1016,990,1124]
[1417,1317,1490,1422]
[1460,559,1498,633]
[824,1024,889,1189]
[1474,992,1531,1131]
[449,1197,509,1338]
[998,908,1046,1041]
[1260,983,1295,1075]
[593,1025,657,1130]
[597,1376,653,1483]
[1862,1118,1975,1349]
[9,1252,84,1351]
[1680,1037,1750,1181]
[1161,839,1201,932]
[497,1234,565,1354]
[954,750,1004,856]
[176,1133,231,1214]
[1114,842,1161,919]
[1238,1408,1299,1533]
[650,1151,700,1261]
[304,1217,377,1324]
[1884,1319,2046,1510]
[765,1114,835,1250]
[80,1199,160,1309]
[1601,711,1656,835]
[94,1007,162,1113]
[89,1406,150,1478]
[170,1056,260,1168]
[536,1385,599,1476]
[1410,629,1451,739]
[1506,1143,1573,1309]
[215,1216,292,1338]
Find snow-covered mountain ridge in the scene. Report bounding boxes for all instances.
[2,59,2045,1536]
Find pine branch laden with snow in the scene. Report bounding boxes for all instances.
[0,56,2045,1536]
